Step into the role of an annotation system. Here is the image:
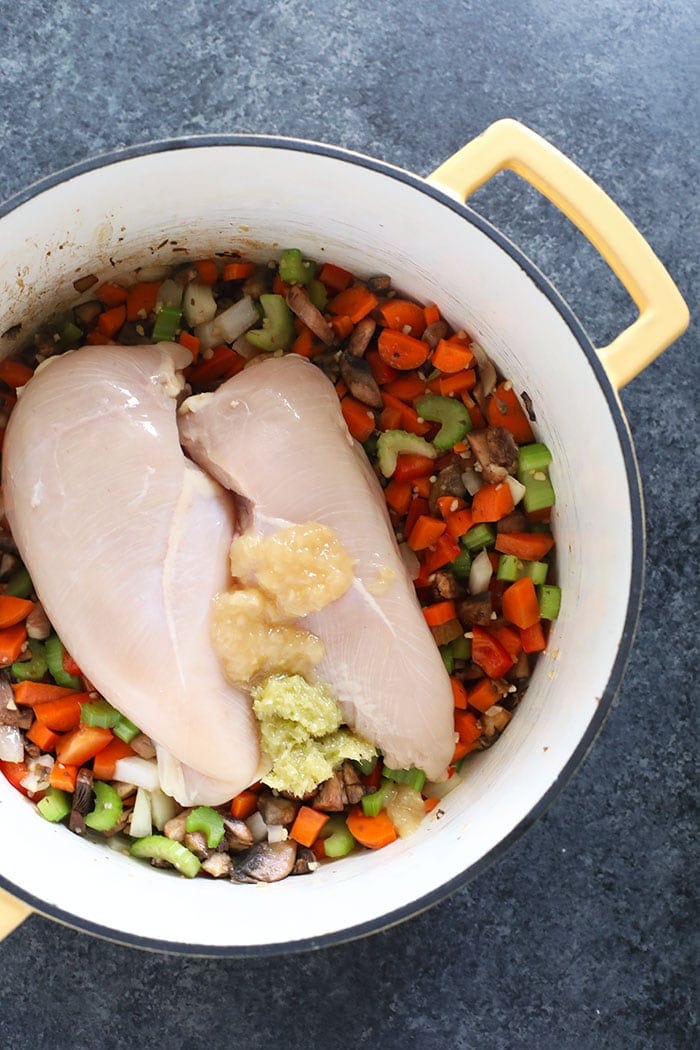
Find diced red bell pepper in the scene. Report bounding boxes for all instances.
[393,454,436,483]
[471,625,515,678]
[423,533,461,574]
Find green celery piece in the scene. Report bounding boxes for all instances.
[37,788,71,823]
[85,781,123,833]
[113,715,141,744]
[4,567,32,598]
[361,781,392,817]
[186,806,225,849]
[60,320,83,348]
[497,554,524,582]
[44,634,82,690]
[451,634,471,660]
[151,305,182,343]
[11,639,48,682]
[517,464,556,513]
[523,560,548,585]
[538,584,561,620]
[415,394,472,450]
[130,835,201,878]
[376,430,436,478]
[382,765,426,792]
[353,755,378,776]
[245,294,295,352]
[324,826,356,858]
[279,249,316,286]
[81,699,120,729]
[450,549,472,578]
[307,278,328,310]
[517,443,552,472]
[461,523,496,550]
[440,644,454,674]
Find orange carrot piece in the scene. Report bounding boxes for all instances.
[382,374,428,402]
[463,678,498,715]
[341,397,376,442]
[423,600,458,627]
[454,708,482,743]
[423,532,461,574]
[424,796,440,813]
[187,346,245,386]
[437,495,466,518]
[365,348,398,386]
[450,677,469,710]
[0,624,27,665]
[85,330,115,346]
[428,370,477,398]
[502,576,541,630]
[12,682,82,707]
[97,305,126,339]
[378,299,426,338]
[229,789,259,820]
[50,763,78,792]
[329,286,378,324]
[378,405,403,432]
[408,515,446,552]
[432,339,475,373]
[445,508,474,539]
[423,303,441,326]
[491,623,522,659]
[34,697,82,733]
[92,737,135,780]
[291,324,315,358]
[377,329,430,371]
[26,721,59,752]
[384,479,412,516]
[380,391,431,436]
[495,531,555,560]
[0,359,34,388]
[222,261,256,281]
[178,331,201,362]
[452,739,478,762]
[319,262,353,291]
[335,379,348,399]
[520,621,547,653]
[55,725,113,767]
[487,381,535,443]
[0,596,34,629]
[96,282,128,307]
[346,808,397,850]
[330,315,354,340]
[462,392,486,429]
[290,806,330,847]
[471,482,515,523]
[194,259,219,285]
[412,476,432,498]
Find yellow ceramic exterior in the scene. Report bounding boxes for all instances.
[428,119,690,389]
[0,888,32,940]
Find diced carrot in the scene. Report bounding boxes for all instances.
[0,359,34,388]
[393,454,436,484]
[382,374,427,402]
[335,380,348,400]
[452,739,479,762]
[423,533,461,574]
[96,282,128,307]
[454,709,482,744]
[432,339,475,373]
[34,697,82,733]
[495,532,555,560]
[346,808,397,850]
[412,476,432,498]
[125,281,161,321]
[330,315,354,340]
[491,623,522,659]
[329,285,378,324]
[465,677,500,714]
[12,682,82,707]
[381,391,430,436]
[341,397,376,443]
[428,370,477,398]
[453,441,468,454]
[487,382,535,443]
[361,762,383,791]
[365,349,398,386]
[290,805,330,847]
[377,330,430,371]
[272,274,290,296]
[97,305,126,339]
[437,495,466,518]
[378,404,403,431]
[472,482,515,523]
[404,497,430,538]
[502,576,541,630]
[450,677,469,710]
[222,261,256,281]
[0,624,27,665]
[230,789,259,820]
[85,330,115,346]
[56,725,113,767]
[463,395,486,429]
[62,651,81,677]
[472,625,514,678]
[445,508,474,539]
[422,600,458,627]
[384,479,412,516]
[92,737,136,780]
[378,299,426,338]
[408,515,446,551]
[194,259,219,285]
[520,621,547,653]
[423,303,441,326]
[187,345,245,386]
[178,331,201,362]
[311,839,327,861]
[319,263,353,292]
[26,721,59,752]
[0,596,34,629]
[50,763,78,792]
[291,324,315,358]
[424,797,440,813]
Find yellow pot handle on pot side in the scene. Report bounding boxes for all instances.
[0,887,32,941]
[427,119,689,389]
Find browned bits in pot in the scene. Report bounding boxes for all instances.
[72,274,98,294]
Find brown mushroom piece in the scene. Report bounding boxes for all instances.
[341,761,365,805]
[25,601,51,640]
[467,426,519,484]
[312,772,347,812]
[423,320,449,349]
[69,768,94,835]
[346,317,376,358]
[430,619,464,646]
[431,569,460,601]
[201,852,233,878]
[312,348,342,383]
[470,341,498,412]
[233,840,298,883]
[0,553,18,580]
[339,350,382,408]
[457,593,493,627]
[286,286,334,345]
[130,733,156,759]
[223,817,255,852]
[428,462,466,514]
[0,675,31,728]
[256,793,298,827]
[291,846,318,875]
[184,831,213,860]
[163,809,191,843]
[73,300,102,329]
[367,274,391,292]
[497,510,529,534]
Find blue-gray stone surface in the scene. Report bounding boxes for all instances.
[0,1,697,1047]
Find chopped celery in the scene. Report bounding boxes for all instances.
[517,464,556,513]
[307,278,328,310]
[450,549,472,578]
[353,755,378,775]
[323,826,356,858]
[44,634,82,690]
[517,443,552,472]
[361,781,392,817]
[497,554,523,582]
[81,699,120,729]
[376,430,436,478]
[113,714,141,744]
[37,787,71,823]
[461,523,496,550]
[4,567,32,598]
[186,806,225,849]
[151,305,182,343]
[440,644,454,674]
[279,249,316,286]
[538,584,561,620]
[11,639,47,682]
[85,781,123,833]
[451,634,471,660]
[415,394,471,450]
[130,835,201,878]
[60,320,83,348]
[382,766,426,792]
[523,560,549,585]
[246,294,295,351]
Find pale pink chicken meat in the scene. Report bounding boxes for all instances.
[2,343,260,805]
[179,354,455,781]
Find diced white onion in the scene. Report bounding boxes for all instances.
[399,542,420,580]
[461,468,482,496]
[195,296,259,350]
[504,474,526,506]
[423,772,463,800]
[20,753,54,793]
[246,810,267,843]
[113,756,160,791]
[0,725,24,763]
[128,787,153,839]
[148,787,179,831]
[266,824,288,843]
[231,334,262,359]
[156,279,182,309]
[182,282,217,327]
[385,785,425,838]
[469,548,493,595]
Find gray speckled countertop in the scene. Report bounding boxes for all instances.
[0,2,697,1047]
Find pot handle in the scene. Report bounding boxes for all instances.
[427,119,689,389]
[0,887,32,940]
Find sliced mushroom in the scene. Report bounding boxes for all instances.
[457,593,493,628]
[312,772,347,812]
[286,286,334,345]
[233,840,298,883]
[0,674,30,728]
[73,300,102,329]
[291,846,319,876]
[69,768,94,835]
[481,704,512,740]
[202,852,233,878]
[430,619,464,646]
[312,348,342,383]
[340,761,365,805]
[496,510,529,534]
[507,652,530,680]
[470,340,497,401]
[72,274,98,294]
[184,831,213,859]
[163,809,191,843]
[256,793,298,827]
[423,320,449,349]
[347,317,376,358]
[467,426,519,484]
[431,570,460,601]
[339,350,382,408]
[25,601,51,640]
[116,321,147,346]
[368,275,391,292]
[241,267,270,300]
[223,816,255,852]
[428,463,466,514]
[130,733,156,760]
[0,553,18,580]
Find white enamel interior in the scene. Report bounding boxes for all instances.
[0,145,635,950]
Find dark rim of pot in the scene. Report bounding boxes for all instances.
[0,135,645,957]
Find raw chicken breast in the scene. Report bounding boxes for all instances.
[179,355,454,780]
[2,343,260,804]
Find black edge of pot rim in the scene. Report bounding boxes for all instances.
[0,134,646,958]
